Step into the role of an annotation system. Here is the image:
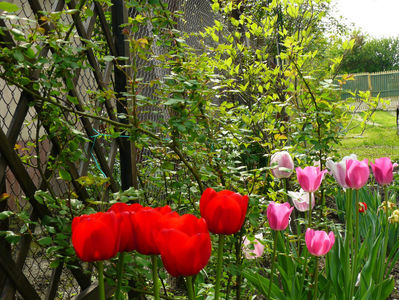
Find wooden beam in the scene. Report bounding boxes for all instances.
[45,260,64,300]
[0,243,41,300]
[0,127,50,218]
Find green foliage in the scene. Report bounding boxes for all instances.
[338,32,399,73]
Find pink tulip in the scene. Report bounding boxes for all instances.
[370,157,398,186]
[270,151,294,179]
[345,159,369,190]
[326,154,357,189]
[288,189,315,212]
[243,234,264,259]
[267,201,293,231]
[305,228,335,256]
[296,166,327,192]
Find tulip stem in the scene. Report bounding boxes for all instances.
[376,186,390,299]
[308,192,312,228]
[186,276,195,300]
[344,188,353,298]
[215,234,225,300]
[267,231,278,300]
[151,255,160,300]
[283,179,288,203]
[312,256,319,300]
[115,252,125,300]
[98,261,105,300]
[350,189,360,299]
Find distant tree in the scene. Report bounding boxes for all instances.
[339,33,399,73]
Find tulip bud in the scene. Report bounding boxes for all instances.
[358,202,367,213]
[296,166,327,193]
[267,201,293,231]
[71,211,120,262]
[270,151,294,179]
[200,188,248,235]
[288,189,315,212]
[345,159,369,190]
[326,154,357,189]
[305,228,335,256]
[157,214,212,277]
[371,157,398,186]
[243,234,264,259]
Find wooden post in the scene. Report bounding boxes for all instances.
[396,105,399,135]
[112,0,135,190]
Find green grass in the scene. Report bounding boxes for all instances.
[336,110,399,161]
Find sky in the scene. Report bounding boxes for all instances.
[332,0,399,38]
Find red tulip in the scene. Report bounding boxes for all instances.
[296,166,327,192]
[371,157,398,186]
[157,214,211,277]
[131,205,172,255]
[200,188,248,235]
[305,228,335,256]
[108,203,143,253]
[71,211,120,262]
[345,159,369,190]
[267,201,293,231]
[358,202,367,213]
[108,202,143,213]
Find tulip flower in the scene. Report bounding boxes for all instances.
[326,154,357,189]
[267,201,293,231]
[243,234,264,259]
[131,205,172,255]
[296,166,327,193]
[345,159,369,190]
[371,157,398,186]
[270,151,294,179]
[358,202,367,213]
[200,188,248,300]
[71,211,120,262]
[108,203,143,253]
[288,189,315,212]
[200,188,248,235]
[108,202,143,213]
[157,214,211,277]
[305,228,335,256]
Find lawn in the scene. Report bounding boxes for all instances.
[336,110,399,161]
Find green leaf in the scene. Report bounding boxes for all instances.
[4,231,20,244]
[37,236,52,246]
[13,50,24,62]
[0,1,20,12]
[0,211,13,220]
[59,169,72,181]
[243,270,285,299]
[164,97,184,105]
[103,55,114,62]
